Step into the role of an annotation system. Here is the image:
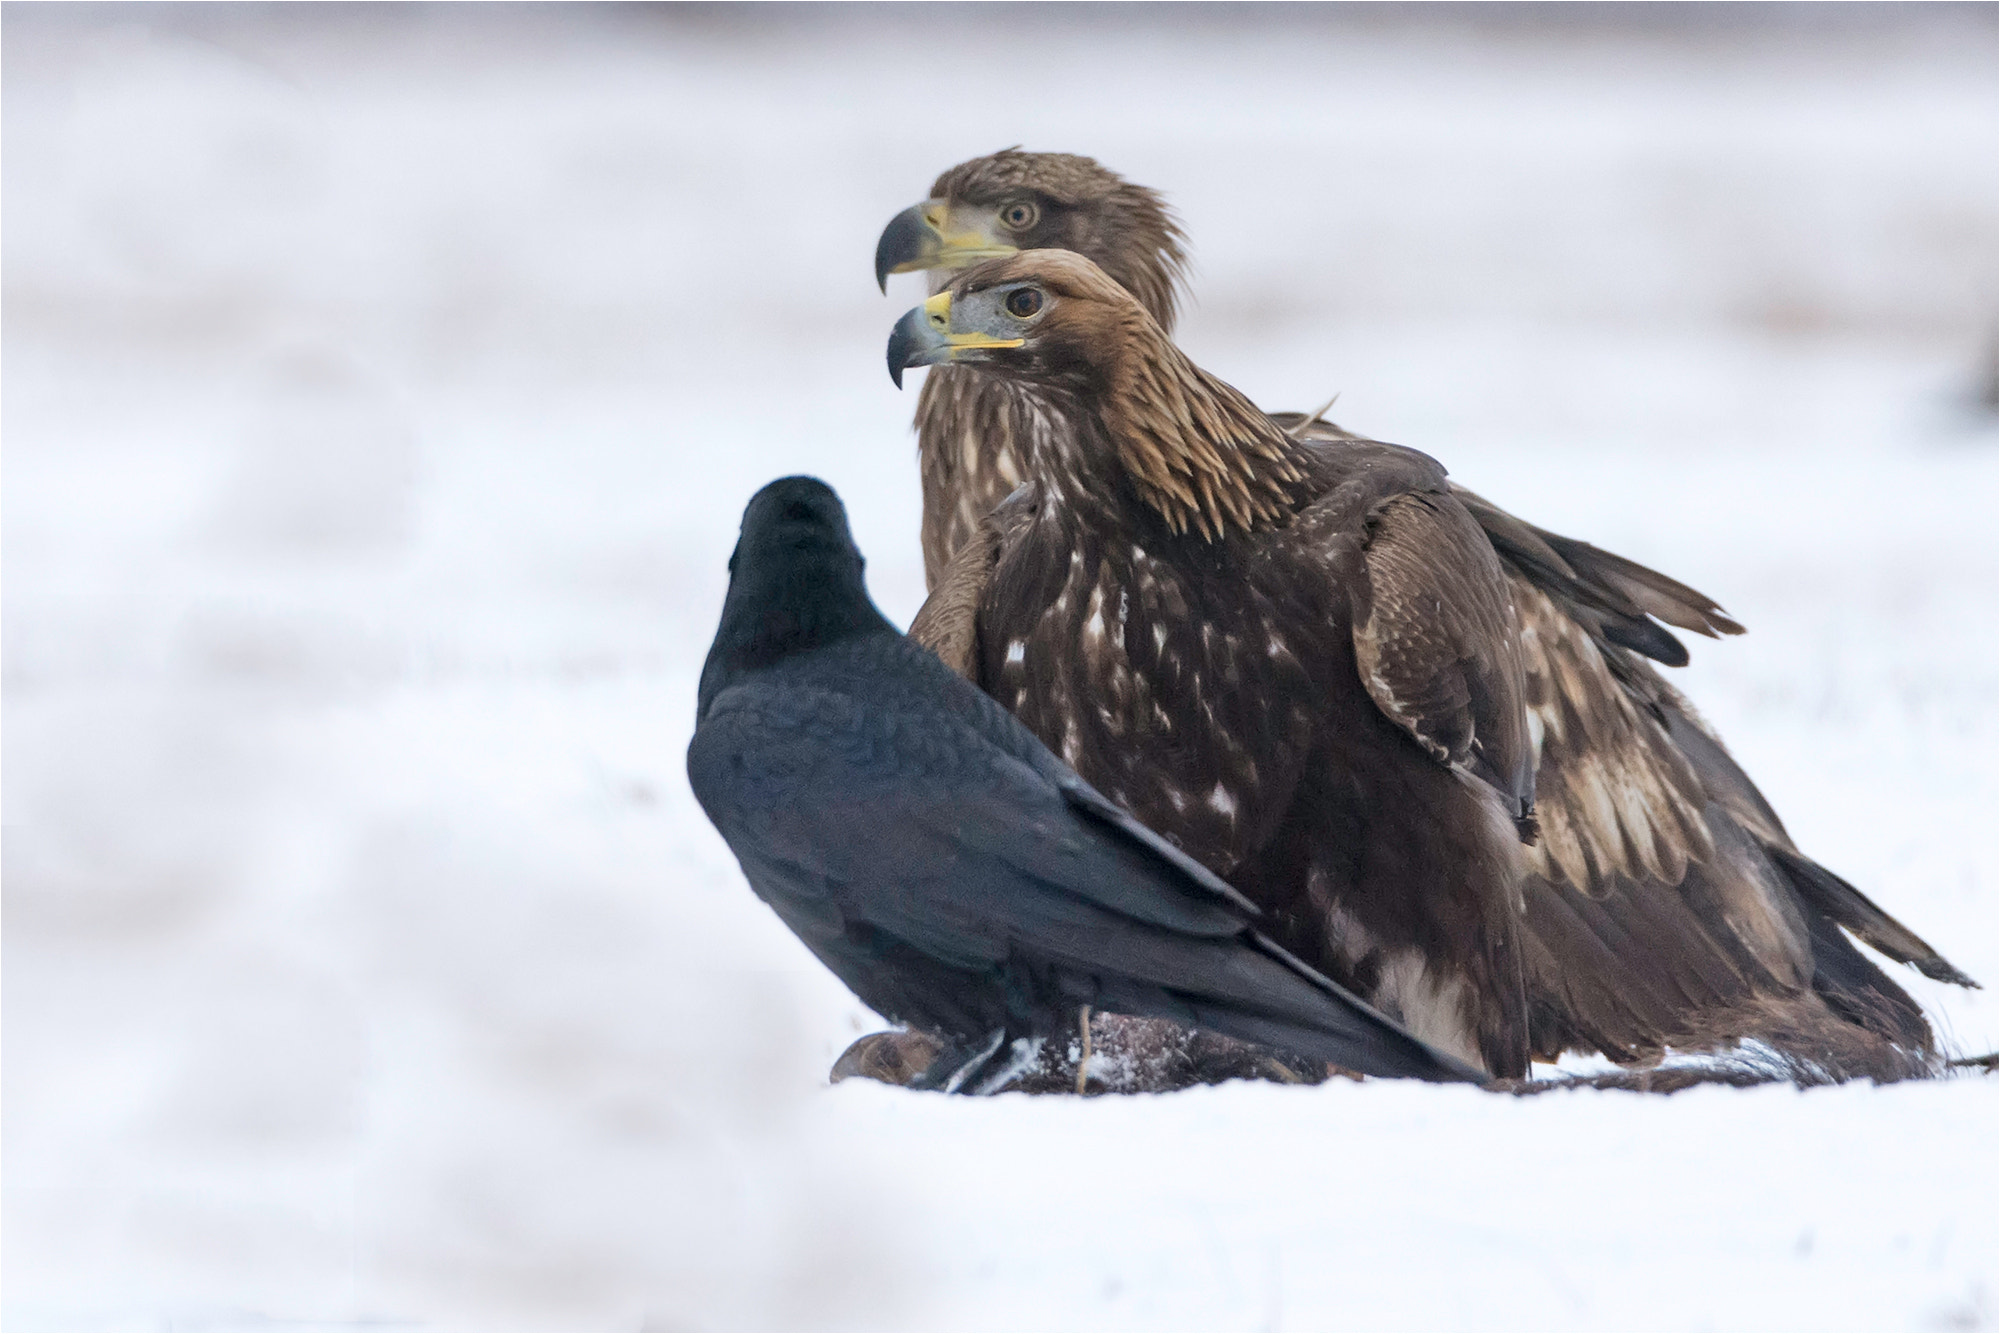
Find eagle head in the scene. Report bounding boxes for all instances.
[886,250,1143,393]
[889,252,1312,542]
[874,149,1187,328]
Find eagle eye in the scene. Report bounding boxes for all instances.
[999,200,1039,231]
[1004,287,1044,319]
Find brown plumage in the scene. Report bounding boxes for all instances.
[893,250,1538,1076]
[877,152,1975,1086]
[891,151,1189,576]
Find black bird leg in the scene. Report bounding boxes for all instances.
[907,1030,1048,1095]
[969,1037,1045,1095]
[909,1029,1008,1093]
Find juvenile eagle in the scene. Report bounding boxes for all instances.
[688,476,1482,1091]
[890,253,1544,1076]
[886,245,1972,1082]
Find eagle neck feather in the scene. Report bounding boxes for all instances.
[1083,317,1314,543]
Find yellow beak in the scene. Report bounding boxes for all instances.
[921,291,1025,349]
[875,201,1019,291]
[887,291,1024,387]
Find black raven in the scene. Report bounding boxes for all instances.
[687,475,1484,1093]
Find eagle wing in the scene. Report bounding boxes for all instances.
[1512,576,1715,894]
[1472,506,1969,1062]
[1351,489,1536,820]
[1453,485,1743,667]
[907,483,1034,679]
[1508,601,1962,1065]
[1321,451,1963,1067]
[1276,412,1743,666]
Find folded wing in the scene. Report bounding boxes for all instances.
[691,670,1482,1082]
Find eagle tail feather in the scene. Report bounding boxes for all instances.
[1769,844,1980,988]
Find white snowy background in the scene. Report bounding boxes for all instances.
[5,4,1996,1330]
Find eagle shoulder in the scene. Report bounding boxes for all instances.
[1349,489,1536,822]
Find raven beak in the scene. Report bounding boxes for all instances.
[886,291,1024,388]
[874,200,1018,293]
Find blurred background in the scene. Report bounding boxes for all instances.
[6,4,1995,1330]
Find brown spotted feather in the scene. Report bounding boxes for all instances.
[1514,580,1712,893]
[915,151,1186,587]
[918,258,1537,1075]
[885,153,1972,1090]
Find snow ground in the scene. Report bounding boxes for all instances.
[4,6,1995,1330]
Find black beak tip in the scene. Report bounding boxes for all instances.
[873,232,899,296]
[886,307,925,390]
[874,203,934,298]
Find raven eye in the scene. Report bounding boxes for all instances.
[1000,200,1039,231]
[1005,288,1043,319]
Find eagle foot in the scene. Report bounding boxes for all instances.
[830,1020,1335,1094]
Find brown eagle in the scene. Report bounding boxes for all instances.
[874,158,1973,1082]
[891,251,1541,1076]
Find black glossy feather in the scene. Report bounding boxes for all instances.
[688,476,1483,1088]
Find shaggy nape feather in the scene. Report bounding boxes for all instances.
[1098,311,1316,540]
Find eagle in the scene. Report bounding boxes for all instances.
[883,242,1973,1083]
[688,475,1483,1092]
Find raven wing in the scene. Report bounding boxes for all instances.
[689,668,1480,1081]
[690,678,1273,956]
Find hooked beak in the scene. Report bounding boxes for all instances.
[886,291,1024,388]
[874,200,1018,293]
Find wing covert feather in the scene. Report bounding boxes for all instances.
[1352,491,1534,814]
[1513,577,1714,894]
